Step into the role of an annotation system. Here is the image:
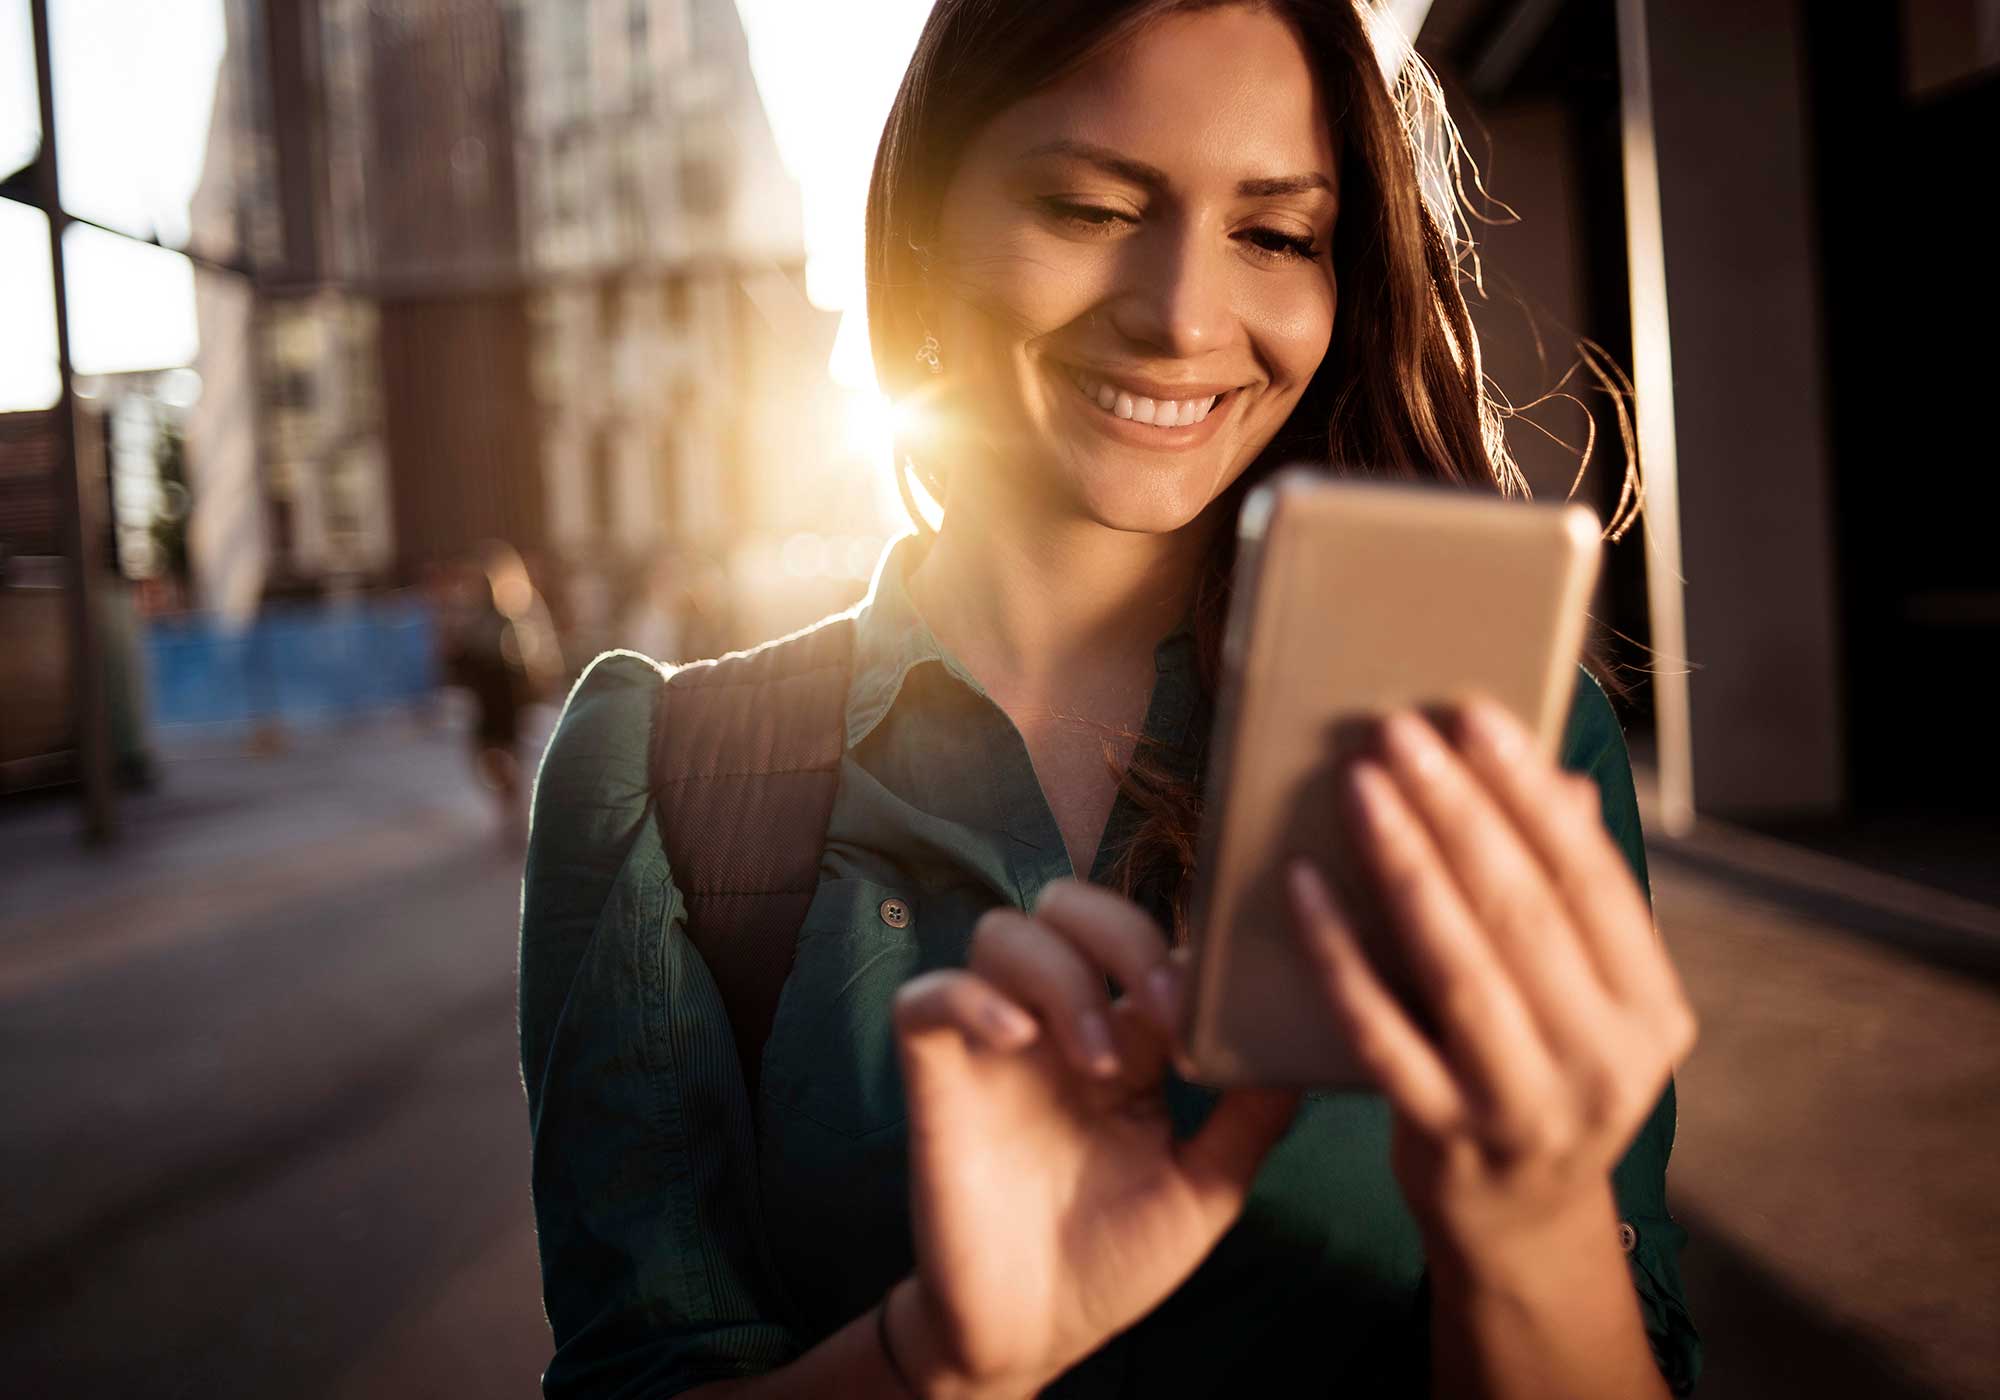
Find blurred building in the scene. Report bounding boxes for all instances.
[509,0,817,586]
[185,0,399,609]
[0,409,64,563]
[1424,0,2000,826]
[190,0,832,642]
[0,410,69,781]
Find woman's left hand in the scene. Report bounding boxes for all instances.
[1285,697,1698,1268]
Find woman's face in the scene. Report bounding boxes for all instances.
[929,3,1339,536]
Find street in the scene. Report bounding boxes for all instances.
[2,714,1994,1398]
[1,712,549,1399]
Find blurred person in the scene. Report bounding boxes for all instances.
[446,540,562,841]
[520,4,1699,1398]
[522,546,572,667]
[619,551,687,664]
[415,559,457,733]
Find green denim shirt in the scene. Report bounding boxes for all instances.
[519,533,1701,1398]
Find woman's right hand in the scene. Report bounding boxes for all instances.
[887,880,1300,1399]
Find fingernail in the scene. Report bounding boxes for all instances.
[1032,878,1072,915]
[1469,698,1525,760]
[1077,1011,1119,1075]
[1346,759,1388,812]
[983,999,1037,1047]
[1385,711,1443,776]
[1145,964,1181,1024]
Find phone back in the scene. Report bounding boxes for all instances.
[1180,473,1601,1086]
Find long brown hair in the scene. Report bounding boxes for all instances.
[866,0,1539,940]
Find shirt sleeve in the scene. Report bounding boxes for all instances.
[1561,671,1704,1397]
[519,651,796,1398]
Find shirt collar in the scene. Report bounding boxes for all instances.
[844,530,1202,751]
[845,531,946,749]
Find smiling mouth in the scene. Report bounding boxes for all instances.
[1067,369,1228,429]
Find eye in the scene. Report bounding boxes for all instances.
[1040,197,1135,232]
[1238,225,1321,262]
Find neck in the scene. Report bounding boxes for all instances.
[904,463,1218,710]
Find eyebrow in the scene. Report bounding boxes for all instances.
[1020,139,1334,198]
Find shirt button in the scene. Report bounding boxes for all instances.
[879,897,912,929]
[1618,1222,1639,1254]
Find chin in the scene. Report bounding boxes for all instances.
[1057,451,1233,536]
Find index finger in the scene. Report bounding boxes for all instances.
[1032,878,1181,1032]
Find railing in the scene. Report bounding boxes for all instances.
[144,597,438,730]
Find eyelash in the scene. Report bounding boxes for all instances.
[1039,198,1321,263]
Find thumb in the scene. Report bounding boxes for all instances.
[1176,1086,1302,1217]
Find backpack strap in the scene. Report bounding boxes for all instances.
[647,611,858,1103]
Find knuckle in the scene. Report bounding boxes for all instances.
[1489,1102,1552,1158]
[1662,1000,1700,1059]
[1574,1060,1622,1127]
[1479,884,1555,944]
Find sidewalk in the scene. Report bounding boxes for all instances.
[1,711,553,1400]
[2,717,1994,1397]
[1655,841,1999,1399]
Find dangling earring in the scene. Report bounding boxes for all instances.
[915,334,942,375]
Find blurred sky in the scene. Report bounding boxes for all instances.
[0,0,936,413]
[0,0,222,409]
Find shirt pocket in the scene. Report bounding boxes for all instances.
[758,877,920,1140]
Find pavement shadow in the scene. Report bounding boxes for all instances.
[1677,1205,1952,1400]
[1651,845,2000,989]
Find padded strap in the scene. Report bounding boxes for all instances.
[650,612,858,1102]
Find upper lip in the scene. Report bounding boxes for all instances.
[1061,363,1244,401]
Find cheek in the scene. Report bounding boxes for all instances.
[1246,273,1337,391]
[940,226,1117,350]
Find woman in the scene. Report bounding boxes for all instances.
[447,540,560,841]
[520,2,1701,1396]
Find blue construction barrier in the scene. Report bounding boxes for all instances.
[144,596,439,730]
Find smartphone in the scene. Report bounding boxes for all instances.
[1177,470,1602,1087]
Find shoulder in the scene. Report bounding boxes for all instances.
[1557,665,1650,894]
[1558,665,1626,775]
[533,650,664,824]
[519,653,676,1087]
[524,651,669,918]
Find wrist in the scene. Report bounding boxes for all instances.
[1422,1182,1625,1301]
[883,1276,1043,1400]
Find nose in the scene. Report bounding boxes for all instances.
[1105,221,1232,357]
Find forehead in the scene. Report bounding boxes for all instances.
[979,5,1336,185]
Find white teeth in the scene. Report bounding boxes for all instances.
[1073,370,1223,429]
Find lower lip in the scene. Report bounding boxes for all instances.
[1052,367,1237,453]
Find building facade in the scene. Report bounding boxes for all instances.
[508,0,821,596]
[191,0,826,637]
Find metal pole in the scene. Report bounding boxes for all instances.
[29,0,116,842]
[1614,0,1695,837]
